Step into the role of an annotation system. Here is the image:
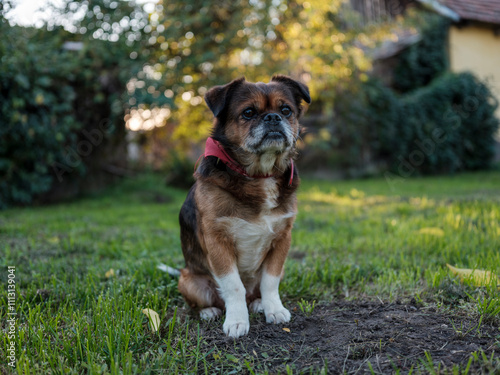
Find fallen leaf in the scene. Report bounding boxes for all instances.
[142,308,161,332]
[105,269,115,278]
[419,227,444,236]
[47,236,60,244]
[283,327,290,332]
[446,264,499,287]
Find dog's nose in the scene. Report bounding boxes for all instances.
[263,113,282,124]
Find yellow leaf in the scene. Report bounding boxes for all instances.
[142,308,161,332]
[419,227,444,236]
[283,327,290,332]
[213,353,220,360]
[47,236,60,244]
[105,269,115,278]
[446,264,499,287]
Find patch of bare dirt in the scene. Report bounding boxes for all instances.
[196,300,500,373]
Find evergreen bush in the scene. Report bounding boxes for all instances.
[397,72,499,173]
[0,24,137,208]
[0,27,81,208]
[332,73,499,175]
[393,16,450,93]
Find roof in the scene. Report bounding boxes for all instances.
[371,32,422,60]
[439,0,500,25]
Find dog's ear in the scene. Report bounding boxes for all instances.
[271,75,311,107]
[205,77,246,118]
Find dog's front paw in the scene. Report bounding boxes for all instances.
[262,299,291,324]
[223,317,250,338]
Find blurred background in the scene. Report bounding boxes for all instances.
[1,0,499,208]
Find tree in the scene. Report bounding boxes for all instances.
[0,0,148,208]
[143,0,388,147]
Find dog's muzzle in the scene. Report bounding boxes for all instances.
[246,113,294,153]
[262,113,286,141]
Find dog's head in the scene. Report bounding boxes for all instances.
[205,75,311,175]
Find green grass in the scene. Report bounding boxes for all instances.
[1,170,500,374]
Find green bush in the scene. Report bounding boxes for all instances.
[331,73,499,175]
[397,72,499,173]
[333,78,401,168]
[0,22,140,209]
[0,26,81,208]
[393,15,450,93]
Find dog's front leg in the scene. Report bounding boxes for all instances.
[260,225,292,324]
[204,235,249,338]
[213,266,249,338]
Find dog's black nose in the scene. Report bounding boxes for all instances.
[263,113,282,124]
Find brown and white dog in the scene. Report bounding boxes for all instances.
[177,75,311,338]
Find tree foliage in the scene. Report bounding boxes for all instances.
[0,1,144,208]
[305,10,498,176]
[2,0,497,208]
[0,26,78,207]
[137,0,393,147]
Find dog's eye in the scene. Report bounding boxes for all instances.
[242,108,256,119]
[281,106,292,117]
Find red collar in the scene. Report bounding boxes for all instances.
[202,137,294,185]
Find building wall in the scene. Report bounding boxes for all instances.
[449,24,500,121]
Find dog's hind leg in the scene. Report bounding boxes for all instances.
[199,307,222,320]
[178,268,224,320]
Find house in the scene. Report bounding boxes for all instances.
[420,0,500,119]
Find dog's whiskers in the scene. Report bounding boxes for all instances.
[294,134,305,143]
[273,164,285,174]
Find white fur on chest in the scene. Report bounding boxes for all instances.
[220,211,295,280]
[217,179,295,281]
[262,177,279,210]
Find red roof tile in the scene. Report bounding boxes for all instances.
[440,0,500,24]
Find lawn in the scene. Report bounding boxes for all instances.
[1,171,500,374]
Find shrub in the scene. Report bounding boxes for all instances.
[396,72,499,173]
[330,73,499,175]
[0,27,81,208]
[0,24,138,209]
[393,15,450,93]
[332,77,400,169]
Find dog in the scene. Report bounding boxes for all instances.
[177,75,311,338]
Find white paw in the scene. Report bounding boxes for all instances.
[200,307,222,320]
[249,298,264,313]
[262,299,291,324]
[223,316,250,338]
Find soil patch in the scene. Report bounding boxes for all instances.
[195,300,499,373]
